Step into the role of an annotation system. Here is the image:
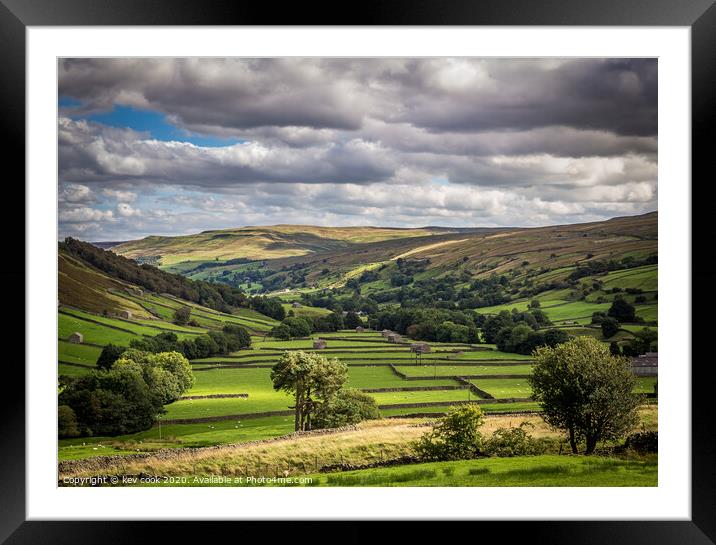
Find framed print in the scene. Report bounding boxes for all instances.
[3,0,714,542]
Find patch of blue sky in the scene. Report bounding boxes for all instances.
[58,95,82,108]
[69,103,242,147]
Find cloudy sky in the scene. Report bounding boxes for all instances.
[58,58,657,241]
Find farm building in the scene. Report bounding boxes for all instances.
[381,329,392,338]
[313,339,327,349]
[292,302,302,308]
[68,332,83,344]
[387,333,402,344]
[119,310,132,319]
[410,342,431,354]
[631,352,658,377]
[355,326,365,333]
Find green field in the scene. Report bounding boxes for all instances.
[470,378,532,398]
[395,364,534,378]
[304,455,658,487]
[58,341,102,366]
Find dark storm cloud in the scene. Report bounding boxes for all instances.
[59,58,657,138]
[397,59,657,137]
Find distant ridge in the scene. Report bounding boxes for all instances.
[90,241,127,250]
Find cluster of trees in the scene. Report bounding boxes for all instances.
[592,298,644,339]
[473,308,569,355]
[495,326,570,355]
[299,292,379,315]
[271,351,378,431]
[248,296,286,321]
[59,350,194,438]
[567,255,657,282]
[609,328,658,357]
[269,311,364,339]
[96,326,251,369]
[369,307,481,343]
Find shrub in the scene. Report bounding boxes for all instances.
[58,405,80,438]
[413,405,484,461]
[601,317,620,338]
[173,305,191,325]
[608,297,636,323]
[222,324,251,350]
[483,422,545,457]
[96,344,127,370]
[59,367,162,436]
[313,389,380,429]
[623,431,658,453]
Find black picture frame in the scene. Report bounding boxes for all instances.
[2,1,712,543]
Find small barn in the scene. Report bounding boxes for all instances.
[410,342,431,354]
[68,332,84,344]
[313,339,327,350]
[355,326,365,333]
[119,310,132,319]
[387,333,402,344]
[631,352,658,377]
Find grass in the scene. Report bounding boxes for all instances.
[600,265,657,291]
[58,362,94,377]
[58,341,102,366]
[368,388,481,405]
[58,313,139,346]
[378,402,543,416]
[395,364,533,377]
[471,378,532,398]
[311,455,657,487]
[58,415,297,459]
[346,367,460,389]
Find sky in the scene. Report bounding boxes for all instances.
[57,58,657,241]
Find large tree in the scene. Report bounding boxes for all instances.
[528,336,641,454]
[270,351,348,431]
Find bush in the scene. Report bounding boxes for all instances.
[222,324,251,350]
[483,422,545,457]
[269,323,292,340]
[601,317,620,338]
[173,305,191,325]
[623,431,658,453]
[96,344,127,370]
[58,405,80,438]
[608,297,636,323]
[413,405,484,461]
[59,367,163,436]
[313,389,380,429]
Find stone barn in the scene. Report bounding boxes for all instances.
[313,339,327,349]
[387,333,402,344]
[631,352,658,377]
[355,326,365,333]
[410,342,432,354]
[119,310,132,319]
[68,332,83,344]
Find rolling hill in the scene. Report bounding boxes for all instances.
[110,225,483,266]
